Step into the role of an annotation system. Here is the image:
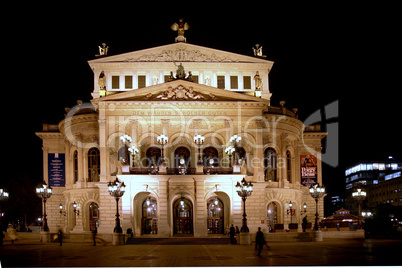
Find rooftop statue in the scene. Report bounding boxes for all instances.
[252,44,266,58]
[171,19,189,43]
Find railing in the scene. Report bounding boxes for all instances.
[203,167,233,174]
[167,167,196,175]
[129,167,159,175]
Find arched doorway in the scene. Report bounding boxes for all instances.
[174,146,191,168]
[267,202,278,231]
[203,147,219,167]
[234,147,246,166]
[142,197,158,234]
[89,202,99,231]
[173,198,193,235]
[207,198,224,234]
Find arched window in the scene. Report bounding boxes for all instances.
[234,147,246,166]
[145,147,161,167]
[286,150,291,182]
[142,197,158,234]
[73,150,78,183]
[264,148,277,181]
[174,147,191,168]
[203,147,219,167]
[88,147,100,182]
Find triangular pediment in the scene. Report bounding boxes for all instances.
[91,80,270,104]
[88,42,273,65]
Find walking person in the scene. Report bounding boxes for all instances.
[302,216,308,232]
[229,224,236,244]
[92,227,97,246]
[57,230,63,246]
[255,227,266,256]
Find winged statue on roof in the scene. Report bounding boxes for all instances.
[171,19,189,42]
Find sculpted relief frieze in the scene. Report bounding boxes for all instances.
[124,48,240,63]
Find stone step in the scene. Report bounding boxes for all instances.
[126,237,231,245]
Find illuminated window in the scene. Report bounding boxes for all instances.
[88,148,100,182]
[230,76,238,89]
[243,76,251,89]
[73,150,78,183]
[112,76,119,89]
[138,75,146,88]
[217,76,225,89]
[125,76,132,89]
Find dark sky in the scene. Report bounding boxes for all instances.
[2,4,400,198]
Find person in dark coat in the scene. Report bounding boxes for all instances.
[302,216,308,232]
[57,230,63,246]
[255,227,266,256]
[92,228,97,246]
[229,224,236,244]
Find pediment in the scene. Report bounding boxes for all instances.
[88,42,273,65]
[91,80,270,104]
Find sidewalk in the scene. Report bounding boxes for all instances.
[1,237,401,266]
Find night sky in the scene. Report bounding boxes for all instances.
[2,4,400,201]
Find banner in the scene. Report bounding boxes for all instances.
[48,153,65,187]
[300,154,317,187]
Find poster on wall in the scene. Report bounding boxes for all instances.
[300,154,317,187]
[48,153,65,187]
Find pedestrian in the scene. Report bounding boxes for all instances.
[229,224,236,244]
[255,227,266,256]
[92,227,97,246]
[7,225,18,244]
[57,230,63,246]
[302,216,308,232]
[235,226,240,244]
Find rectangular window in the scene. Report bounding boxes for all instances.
[125,76,133,89]
[164,75,170,83]
[217,76,225,89]
[230,76,238,89]
[243,76,251,89]
[112,76,120,89]
[192,75,199,84]
[138,75,146,88]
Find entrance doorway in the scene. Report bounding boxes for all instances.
[267,202,278,231]
[207,198,224,234]
[89,202,99,231]
[142,197,158,234]
[173,198,193,235]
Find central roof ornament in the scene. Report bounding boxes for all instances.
[168,63,193,82]
[171,18,189,43]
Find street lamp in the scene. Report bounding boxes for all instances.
[157,134,168,165]
[194,134,205,165]
[35,181,52,232]
[128,145,139,166]
[0,189,9,221]
[287,201,294,223]
[309,184,325,231]
[352,188,366,228]
[107,178,126,233]
[225,146,235,168]
[235,178,253,232]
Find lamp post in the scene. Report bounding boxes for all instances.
[0,189,9,225]
[194,134,205,165]
[157,134,168,165]
[352,188,366,228]
[235,178,253,232]
[107,178,126,233]
[287,201,294,223]
[128,145,139,167]
[309,184,325,231]
[230,135,242,165]
[225,146,235,168]
[36,181,52,232]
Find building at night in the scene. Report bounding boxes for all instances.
[36,26,327,242]
[345,161,402,215]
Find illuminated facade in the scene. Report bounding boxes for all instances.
[36,40,327,241]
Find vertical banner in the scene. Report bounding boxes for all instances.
[300,154,317,187]
[48,153,65,187]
